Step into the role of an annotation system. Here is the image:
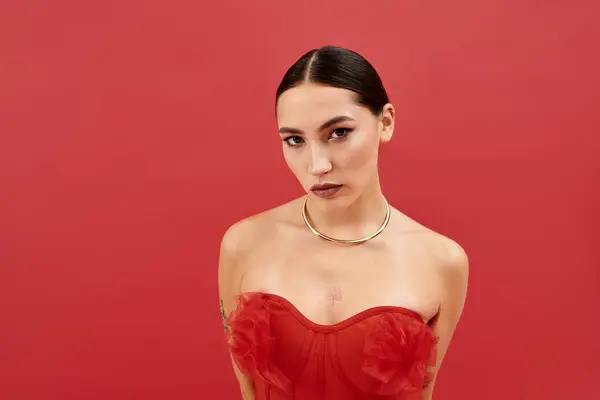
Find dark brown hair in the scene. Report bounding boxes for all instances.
[276,46,389,115]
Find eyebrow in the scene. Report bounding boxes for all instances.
[278,115,356,135]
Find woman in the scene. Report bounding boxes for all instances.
[218,46,469,400]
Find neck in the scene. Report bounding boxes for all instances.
[304,177,388,241]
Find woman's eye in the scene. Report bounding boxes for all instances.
[331,128,352,139]
[284,136,304,146]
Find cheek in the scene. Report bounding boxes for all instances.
[337,131,379,171]
[283,149,305,178]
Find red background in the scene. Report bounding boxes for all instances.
[1,1,598,399]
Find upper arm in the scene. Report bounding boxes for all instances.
[218,220,256,399]
[421,240,469,399]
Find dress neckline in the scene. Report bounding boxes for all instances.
[237,291,428,333]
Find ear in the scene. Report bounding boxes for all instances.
[379,103,395,143]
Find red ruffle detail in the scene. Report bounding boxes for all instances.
[361,313,438,396]
[226,293,292,393]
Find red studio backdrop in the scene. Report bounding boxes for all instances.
[1,1,598,399]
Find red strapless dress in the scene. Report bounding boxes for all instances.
[227,292,438,400]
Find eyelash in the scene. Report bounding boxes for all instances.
[283,128,353,147]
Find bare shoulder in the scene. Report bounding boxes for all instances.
[392,209,469,329]
[391,208,469,276]
[221,198,300,245]
[218,198,301,285]
[425,232,468,308]
[431,233,469,287]
[423,228,469,276]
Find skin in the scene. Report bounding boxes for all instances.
[218,82,469,400]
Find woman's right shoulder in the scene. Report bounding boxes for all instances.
[219,197,302,267]
[218,199,300,295]
[218,216,259,299]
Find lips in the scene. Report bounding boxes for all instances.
[310,183,343,198]
[311,183,341,191]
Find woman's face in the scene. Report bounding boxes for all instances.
[275,83,394,204]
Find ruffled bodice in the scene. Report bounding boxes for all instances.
[227,292,438,400]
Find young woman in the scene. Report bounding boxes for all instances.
[218,46,469,400]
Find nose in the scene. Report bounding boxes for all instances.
[308,143,332,177]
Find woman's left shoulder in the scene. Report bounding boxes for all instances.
[390,208,469,275]
[430,233,469,271]
[417,231,469,293]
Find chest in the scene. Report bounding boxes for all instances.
[239,235,441,325]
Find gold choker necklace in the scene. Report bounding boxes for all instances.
[301,196,391,245]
